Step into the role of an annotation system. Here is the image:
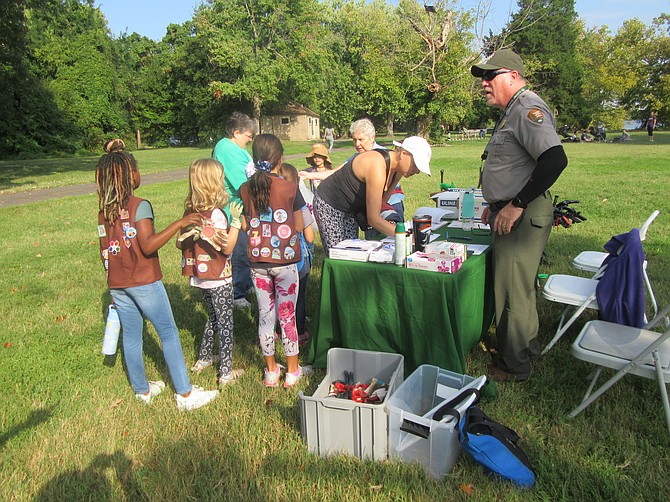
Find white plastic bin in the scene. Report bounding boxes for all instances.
[386,365,486,479]
[299,348,405,460]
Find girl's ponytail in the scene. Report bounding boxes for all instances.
[249,134,284,213]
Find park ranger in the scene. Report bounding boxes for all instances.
[471,49,568,382]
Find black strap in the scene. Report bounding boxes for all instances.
[432,387,481,422]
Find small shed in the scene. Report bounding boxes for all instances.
[261,103,320,141]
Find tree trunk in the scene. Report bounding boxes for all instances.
[416,114,431,137]
[135,129,141,150]
[253,94,262,133]
[386,112,394,137]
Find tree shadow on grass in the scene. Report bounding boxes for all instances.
[33,451,145,502]
[0,408,53,451]
[0,157,97,192]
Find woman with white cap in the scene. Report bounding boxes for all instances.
[313,136,432,253]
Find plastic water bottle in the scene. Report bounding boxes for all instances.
[102,304,121,355]
[394,221,406,266]
[462,191,475,231]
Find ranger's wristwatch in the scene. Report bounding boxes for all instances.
[511,197,527,209]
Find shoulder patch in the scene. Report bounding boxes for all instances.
[527,109,544,124]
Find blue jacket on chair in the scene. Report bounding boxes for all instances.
[595,228,646,328]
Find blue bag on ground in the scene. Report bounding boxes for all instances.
[458,404,536,488]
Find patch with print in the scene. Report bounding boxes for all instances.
[272,249,281,260]
[97,225,107,238]
[527,109,544,124]
[197,254,211,262]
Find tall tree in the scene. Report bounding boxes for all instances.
[0,0,78,157]
[506,0,585,126]
[396,0,475,139]
[26,0,128,149]
[197,0,324,122]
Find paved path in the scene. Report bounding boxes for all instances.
[0,151,316,209]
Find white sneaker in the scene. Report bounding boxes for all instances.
[283,365,312,388]
[175,385,219,411]
[263,363,285,388]
[135,380,166,404]
[218,368,245,387]
[233,297,252,309]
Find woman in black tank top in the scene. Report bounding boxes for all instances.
[312,136,432,253]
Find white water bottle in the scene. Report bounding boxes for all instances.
[462,191,475,231]
[102,305,121,355]
[394,221,406,266]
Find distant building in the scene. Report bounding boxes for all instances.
[261,103,320,141]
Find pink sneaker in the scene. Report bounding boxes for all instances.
[263,364,284,387]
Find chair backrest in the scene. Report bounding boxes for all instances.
[639,210,660,241]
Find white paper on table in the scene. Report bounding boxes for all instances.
[467,244,490,255]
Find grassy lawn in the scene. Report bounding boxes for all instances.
[1,131,669,500]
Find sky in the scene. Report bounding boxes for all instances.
[96,0,668,42]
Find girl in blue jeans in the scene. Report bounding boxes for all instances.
[96,139,219,411]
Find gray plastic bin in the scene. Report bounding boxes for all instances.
[386,365,486,479]
[298,348,404,460]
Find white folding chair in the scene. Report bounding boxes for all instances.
[568,305,670,436]
[572,210,659,272]
[540,269,603,355]
[541,235,658,355]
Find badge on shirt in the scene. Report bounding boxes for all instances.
[97,225,107,238]
[119,209,129,220]
[527,109,544,124]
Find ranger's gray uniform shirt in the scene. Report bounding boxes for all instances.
[482,89,561,203]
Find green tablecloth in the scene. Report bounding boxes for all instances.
[307,229,494,376]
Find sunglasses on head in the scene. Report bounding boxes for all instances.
[481,69,512,81]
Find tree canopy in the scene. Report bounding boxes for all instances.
[1,0,668,158]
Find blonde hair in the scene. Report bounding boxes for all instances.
[279,163,299,184]
[184,159,228,212]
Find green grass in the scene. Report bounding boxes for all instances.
[1,131,669,500]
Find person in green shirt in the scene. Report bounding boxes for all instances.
[213,112,257,309]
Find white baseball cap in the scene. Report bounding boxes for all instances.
[392,136,432,176]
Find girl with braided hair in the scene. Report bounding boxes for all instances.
[239,134,311,388]
[96,139,220,411]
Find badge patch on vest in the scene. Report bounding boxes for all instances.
[527,109,544,124]
[97,225,107,237]
[120,209,129,220]
[277,224,291,239]
[197,263,208,273]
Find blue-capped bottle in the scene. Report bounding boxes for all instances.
[461,190,475,231]
[102,304,121,355]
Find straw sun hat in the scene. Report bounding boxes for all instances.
[306,144,332,168]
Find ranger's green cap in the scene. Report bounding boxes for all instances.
[471,49,525,78]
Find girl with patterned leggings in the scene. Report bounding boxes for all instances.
[239,134,311,388]
[177,158,245,387]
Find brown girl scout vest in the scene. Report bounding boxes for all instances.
[180,209,231,280]
[239,175,302,265]
[97,196,162,288]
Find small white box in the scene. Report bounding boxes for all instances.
[423,241,467,262]
[329,239,380,262]
[431,190,460,212]
[369,242,395,263]
[406,252,462,274]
